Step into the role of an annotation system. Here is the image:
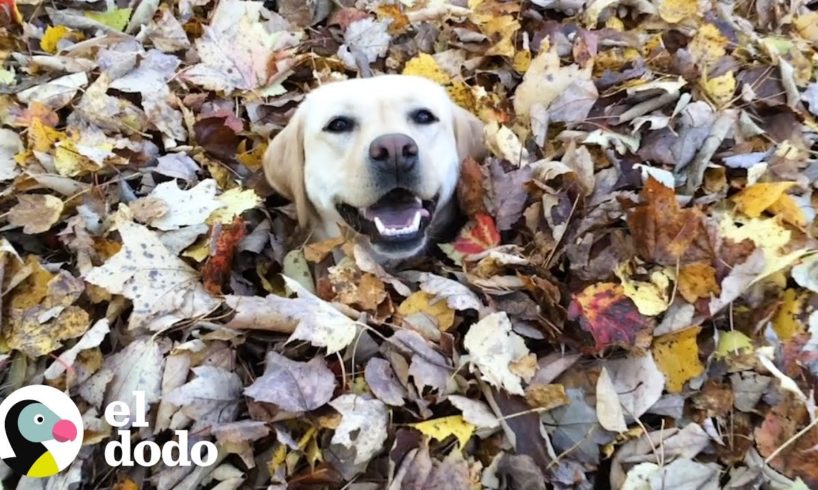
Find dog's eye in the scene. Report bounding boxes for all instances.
[410,109,438,125]
[324,116,355,133]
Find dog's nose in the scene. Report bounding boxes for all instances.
[369,133,418,174]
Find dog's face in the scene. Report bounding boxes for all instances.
[263,75,485,260]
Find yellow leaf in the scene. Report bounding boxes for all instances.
[267,444,287,472]
[398,291,455,331]
[410,415,475,448]
[28,118,65,152]
[8,256,54,310]
[714,330,753,359]
[794,12,818,42]
[658,0,698,23]
[54,141,89,177]
[677,262,720,303]
[40,26,71,54]
[653,327,704,393]
[772,289,806,341]
[701,71,735,108]
[446,80,477,112]
[615,264,670,316]
[512,49,531,73]
[208,188,262,224]
[732,182,796,218]
[85,8,132,32]
[719,214,809,282]
[7,305,90,357]
[182,238,210,262]
[474,14,520,58]
[236,140,267,171]
[402,53,450,84]
[688,24,728,69]
[767,193,806,227]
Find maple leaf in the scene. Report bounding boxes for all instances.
[567,282,653,352]
[626,177,713,265]
[453,213,501,256]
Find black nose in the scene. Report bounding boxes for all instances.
[368,133,418,174]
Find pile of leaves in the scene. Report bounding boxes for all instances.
[2,0,818,488]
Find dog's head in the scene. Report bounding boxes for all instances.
[263,75,485,260]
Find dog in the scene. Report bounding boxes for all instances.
[262,74,486,262]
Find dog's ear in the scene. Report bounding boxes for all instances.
[452,105,486,163]
[262,110,313,227]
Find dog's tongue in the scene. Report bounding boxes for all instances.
[362,199,429,236]
[363,201,420,226]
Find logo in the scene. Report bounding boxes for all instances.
[103,391,217,468]
[0,385,83,478]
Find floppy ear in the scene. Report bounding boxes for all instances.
[452,105,487,163]
[262,111,313,228]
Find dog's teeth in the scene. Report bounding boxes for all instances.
[373,211,423,237]
[374,217,387,235]
[410,210,421,231]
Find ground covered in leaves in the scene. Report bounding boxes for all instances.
[2,0,818,488]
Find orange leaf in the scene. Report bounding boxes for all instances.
[626,177,713,265]
[453,214,500,255]
[202,216,246,295]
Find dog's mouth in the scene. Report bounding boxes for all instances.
[336,189,438,244]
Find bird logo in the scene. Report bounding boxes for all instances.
[0,385,83,478]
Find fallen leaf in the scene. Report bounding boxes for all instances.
[402,53,450,84]
[165,365,242,427]
[181,0,297,93]
[398,291,455,331]
[411,415,476,448]
[626,177,712,265]
[732,182,797,218]
[772,288,806,341]
[208,187,262,225]
[464,312,534,395]
[83,210,220,331]
[330,394,389,465]
[452,214,501,256]
[85,7,132,31]
[653,327,704,393]
[615,264,671,316]
[283,276,358,354]
[714,330,753,358]
[677,262,720,303]
[755,399,818,487]
[244,352,336,413]
[0,128,22,181]
[364,357,406,406]
[146,179,224,231]
[513,41,590,120]
[448,395,499,430]
[596,367,628,432]
[201,217,246,294]
[7,194,64,234]
[417,272,483,312]
[568,282,653,352]
[605,353,665,420]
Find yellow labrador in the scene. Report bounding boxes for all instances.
[262,75,485,261]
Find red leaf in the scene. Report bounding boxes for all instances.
[453,214,500,255]
[202,217,246,295]
[0,0,22,25]
[567,282,652,352]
